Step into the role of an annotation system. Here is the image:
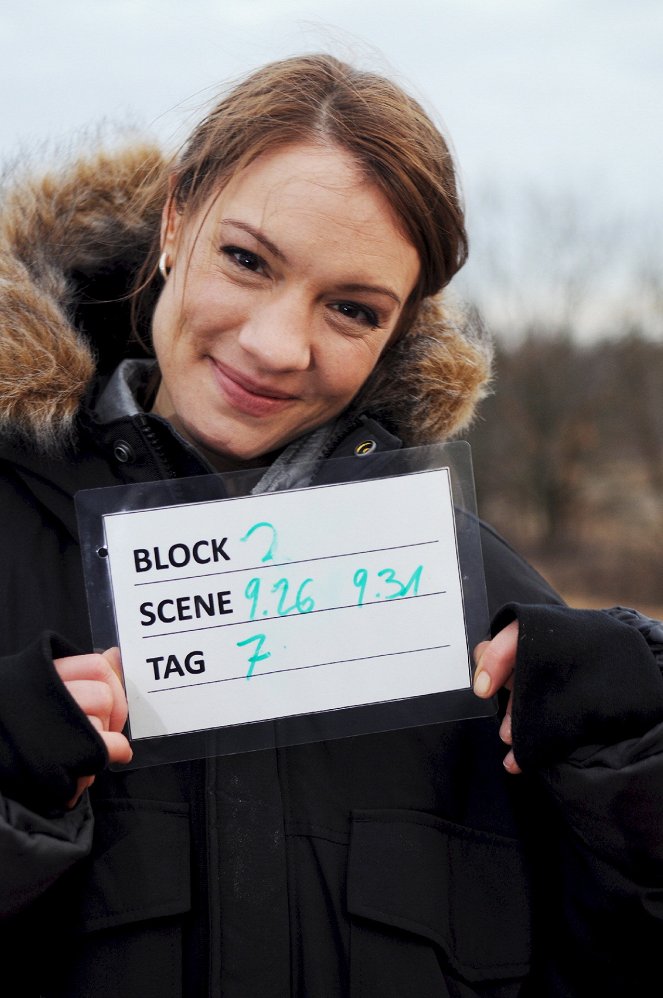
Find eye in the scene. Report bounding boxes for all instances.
[222,246,266,274]
[329,301,380,328]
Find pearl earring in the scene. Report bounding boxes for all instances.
[158,252,171,280]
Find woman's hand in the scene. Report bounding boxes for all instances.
[473,620,521,774]
[53,647,133,806]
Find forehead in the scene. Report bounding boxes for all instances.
[193,142,419,281]
[216,143,372,215]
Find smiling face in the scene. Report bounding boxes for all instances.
[151,142,420,469]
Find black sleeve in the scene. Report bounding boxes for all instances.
[491,602,663,770]
[479,519,565,618]
[486,599,663,994]
[0,632,108,814]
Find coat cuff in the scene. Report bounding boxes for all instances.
[0,633,108,813]
[491,603,663,771]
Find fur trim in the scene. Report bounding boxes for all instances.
[0,145,491,453]
[358,296,492,445]
[0,145,163,451]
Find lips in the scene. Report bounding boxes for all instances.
[209,358,298,417]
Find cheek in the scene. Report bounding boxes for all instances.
[320,337,389,400]
[151,282,214,368]
[173,280,247,348]
[150,314,168,379]
[151,286,185,367]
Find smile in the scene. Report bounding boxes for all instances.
[209,359,298,417]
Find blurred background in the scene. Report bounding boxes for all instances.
[2,0,661,611]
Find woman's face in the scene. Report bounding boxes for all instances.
[151,142,420,468]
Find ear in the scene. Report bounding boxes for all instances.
[160,175,184,259]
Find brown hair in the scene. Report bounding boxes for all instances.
[136,54,468,337]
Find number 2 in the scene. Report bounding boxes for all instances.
[240,521,278,562]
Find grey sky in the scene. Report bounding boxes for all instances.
[2,0,661,334]
[3,1,660,204]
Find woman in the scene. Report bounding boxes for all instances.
[1,54,662,996]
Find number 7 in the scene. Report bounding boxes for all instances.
[237,633,271,679]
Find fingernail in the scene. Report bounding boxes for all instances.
[473,670,491,697]
[499,712,512,743]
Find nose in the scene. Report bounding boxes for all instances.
[237,295,312,372]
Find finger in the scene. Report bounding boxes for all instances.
[75,715,132,764]
[54,652,112,683]
[473,639,491,662]
[55,653,128,733]
[472,620,520,698]
[67,775,95,809]
[99,648,128,732]
[86,714,104,735]
[472,640,492,696]
[499,690,514,745]
[61,679,115,731]
[100,648,129,733]
[100,730,133,765]
[503,748,522,775]
[102,646,124,686]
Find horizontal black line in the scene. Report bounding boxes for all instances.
[133,540,439,587]
[141,590,448,639]
[147,644,452,692]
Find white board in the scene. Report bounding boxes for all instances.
[101,469,472,740]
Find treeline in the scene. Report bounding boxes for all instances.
[465,330,663,610]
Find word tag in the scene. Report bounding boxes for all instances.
[100,469,472,740]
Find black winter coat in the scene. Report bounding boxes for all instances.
[1,385,663,998]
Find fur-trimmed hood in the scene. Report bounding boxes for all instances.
[0,145,492,454]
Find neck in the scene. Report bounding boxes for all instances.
[151,383,275,474]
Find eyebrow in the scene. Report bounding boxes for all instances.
[335,282,402,307]
[221,219,287,263]
[220,218,403,307]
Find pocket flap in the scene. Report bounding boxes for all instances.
[73,798,191,933]
[347,809,531,981]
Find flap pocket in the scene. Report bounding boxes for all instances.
[347,809,531,982]
[72,798,191,933]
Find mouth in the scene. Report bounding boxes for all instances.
[209,359,298,417]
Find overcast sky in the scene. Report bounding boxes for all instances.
[2,0,661,332]
[3,0,660,199]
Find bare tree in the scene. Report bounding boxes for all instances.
[461,184,663,606]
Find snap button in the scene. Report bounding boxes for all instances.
[354,439,377,457]
[113,440,135,463]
